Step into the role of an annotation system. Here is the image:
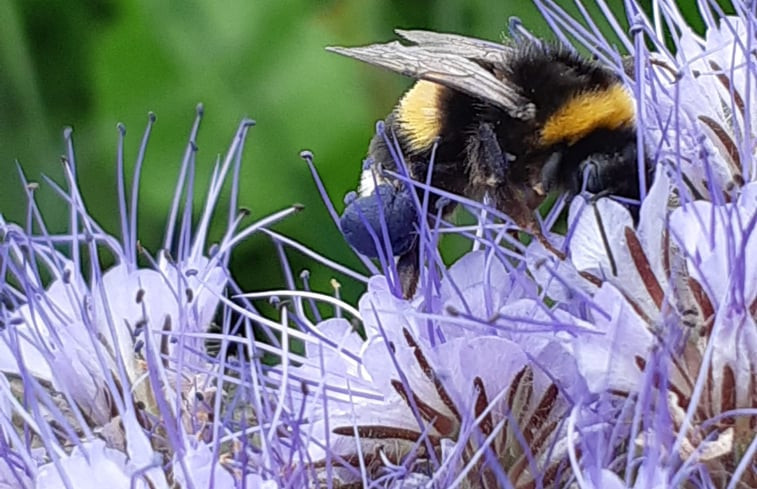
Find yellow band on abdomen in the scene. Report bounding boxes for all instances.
[396,80,445,151]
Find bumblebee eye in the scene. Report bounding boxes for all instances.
[621,139,636,163]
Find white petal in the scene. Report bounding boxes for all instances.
[572,284,655,393]
[173,442,235,488]
[35,440,167,489]
[568,198,660,318]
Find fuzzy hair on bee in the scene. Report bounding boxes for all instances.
[333,29,653,298]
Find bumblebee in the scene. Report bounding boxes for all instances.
[334,30,652,297]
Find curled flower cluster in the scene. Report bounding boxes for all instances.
[1,1,755,489]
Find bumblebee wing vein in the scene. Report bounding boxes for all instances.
[327,43,530,118]
[394,29,513,61]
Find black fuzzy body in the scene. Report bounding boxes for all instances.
[338,33,655,297]
[363,42,650,221]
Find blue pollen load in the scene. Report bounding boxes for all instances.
[339,184,418,258]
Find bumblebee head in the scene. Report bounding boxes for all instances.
[579,136,642,196]
[541,128,651,206]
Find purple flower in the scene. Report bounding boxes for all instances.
[34,440,148,489]
[290,2,757,488]
[529,156,756,489]
[289,251,592,487]
[0,109,293,488]
[530,4,757,487]
[2,2,754,488]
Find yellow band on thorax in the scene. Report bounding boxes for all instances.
[539,84,635,146]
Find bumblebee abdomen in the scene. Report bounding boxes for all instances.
[394,80,482,159]
[395,80,447,152]
[362,79,485,198]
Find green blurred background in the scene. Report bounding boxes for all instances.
[0,0,719,308]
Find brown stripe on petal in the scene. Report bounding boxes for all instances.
[310,453,368,471]
[609,388,631,398]
[109,379,124,417]
[508,451,531,487]
[507,367,528,410]
[523,384,558,445]
[688,277,715,336]
[529,418,560,458]
[509,428,569,489]
[625,227,664,309]
[534,230,567,261]
[540,457,569,489]
[703,359,715,419]
[481,466,499,489]
[721,365,736,421]
[390,379,456,436]
[635,356,647,371]
[473,377,494,436]
[578,270,603,287]
[402,328,462,423]
[681,171,706,201]
[332,424,428,442]
[698,115,742,177]
[326,452,390,473]
[668,380,692,412]
[509,367,534,427]
[618,288,655,324]
[709,60,746,117]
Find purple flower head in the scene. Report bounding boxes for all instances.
[296,313,589,488]
[293,2,757,488]
[529,172,756,489]
[0,108,296,488]
[281,242,596,487]
[531,3,757,487]
[3,1,754,488]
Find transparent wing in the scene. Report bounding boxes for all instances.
[394,29,511,61]
[327,31,534,120]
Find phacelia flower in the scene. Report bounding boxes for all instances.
[0,108,301,488]
[289,2,757,488]
[530,2,757,487]
[287,256,593,488]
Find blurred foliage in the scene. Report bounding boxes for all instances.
[0,0,724,310]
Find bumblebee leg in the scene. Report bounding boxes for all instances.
[466,122,509,188]
[397,241,420,299]
[539,152,564,194]
[587,188,613,202]
[494,186,566,260]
